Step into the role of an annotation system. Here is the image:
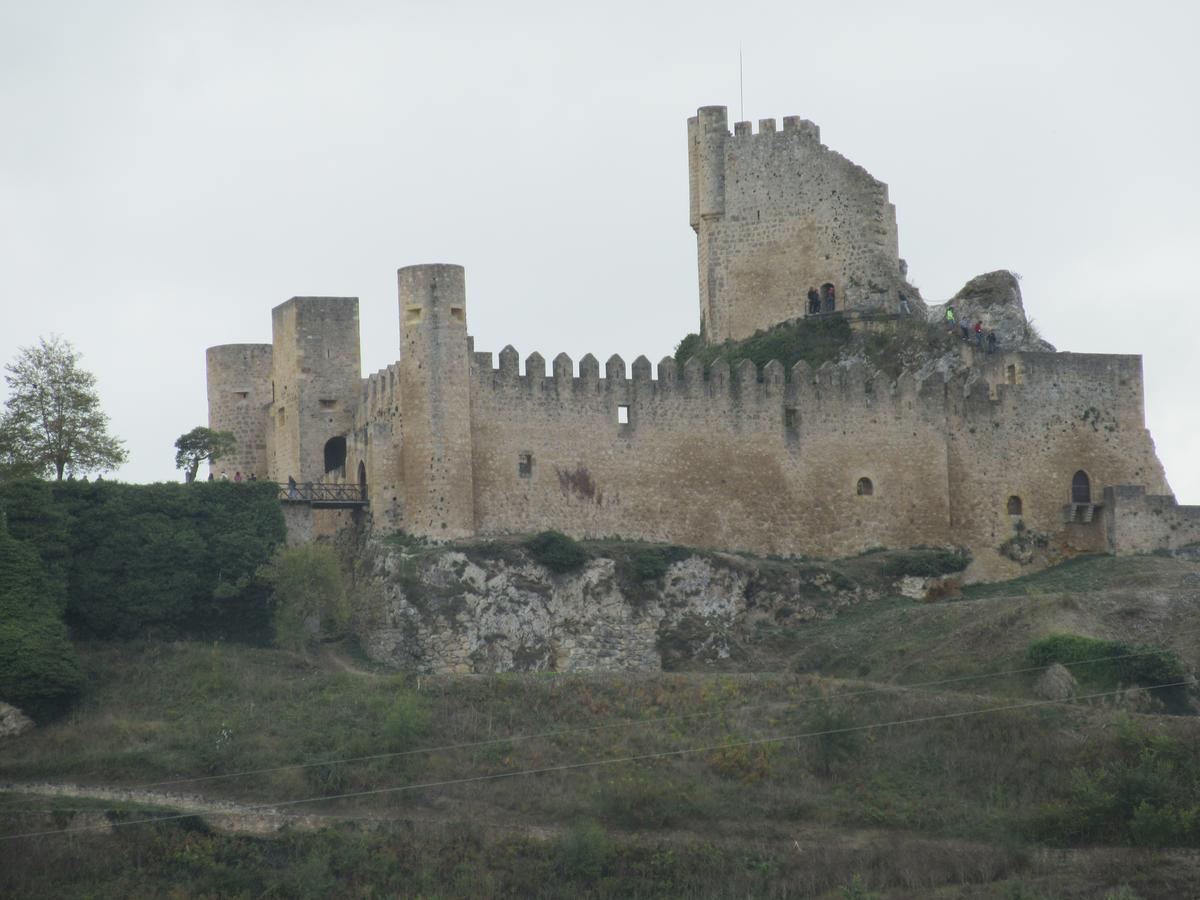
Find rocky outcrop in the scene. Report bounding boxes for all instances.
[925,270,1056,353]
[354,544,867,674]
[0,702,34,740]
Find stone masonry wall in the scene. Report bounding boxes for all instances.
[1103,485,1200,555]
[205,344,272,479]
[466,348,953,559]
[689,106,917,343]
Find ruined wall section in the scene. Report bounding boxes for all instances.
[945,351,1170,578]
[1103,486,1200,555]
[467,348,953,558]
[346,363,404,533]
[689,105,915,344]
[268,297,361,484]
[399,265,475,539]
[205,344,273,479]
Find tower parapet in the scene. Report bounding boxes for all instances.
[687,105,919,343]
[398,264,475,538]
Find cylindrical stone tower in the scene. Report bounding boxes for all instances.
[398,264,475,539]
[205,344,273,479]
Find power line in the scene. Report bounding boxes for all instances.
[1,645,1191,800]
[1,679,1191,843]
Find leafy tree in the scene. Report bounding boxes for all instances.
[1,335,127,480]
[260,543,349,651]
[0,512,82,720]
[175,426,237,482]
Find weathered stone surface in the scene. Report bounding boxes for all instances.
[1032,663,1077,701]
[0,702,34,740]
[356,545,865,675]
[926,270,1055,353]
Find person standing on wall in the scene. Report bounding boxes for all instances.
[807,287,820,315]
[899,291,911,315]
[974,321,983,346]
[946,305,957,333]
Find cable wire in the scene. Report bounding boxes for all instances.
[1,678,1191,842]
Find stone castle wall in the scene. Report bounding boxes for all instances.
[689,106,916,343]
[1102,485,1200,555]
[466,349,952,559]
[205,344,273,479]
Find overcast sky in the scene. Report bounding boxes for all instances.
[2,0,1197,502]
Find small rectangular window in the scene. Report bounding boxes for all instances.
[518,452,533,478]
[450,307,465,322]
[319,399,337,411]
[784,407,799,430]
[1006,364,1017,385]
[617,405,630,425]
[233,390,249,400]
[405,306,423,324]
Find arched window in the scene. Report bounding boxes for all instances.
[1071,470,1091,504]
[324,436,347,475]
[856,477,873,496]
[358,461,367,500]
[1007,495,1023,516]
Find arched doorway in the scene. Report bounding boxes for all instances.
[358,461,367,500]
[1071,470,1091,504]
[856,477,874,496]
[324,437,347,476]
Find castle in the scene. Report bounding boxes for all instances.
[206,105,1200,579]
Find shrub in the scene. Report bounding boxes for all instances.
[1027,634,1189,710]
[523,530,588,573]
[383,691,429,750]
[0,518,82,720]
[260,543,349,651]
[883,547,970,578]
[627,545,689,582]
[557,820,613,880]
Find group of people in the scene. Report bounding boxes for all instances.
[195,470,258,483]
[945,306,998,353]
[806,285,837,314]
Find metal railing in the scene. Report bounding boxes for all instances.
[276,482,367,505]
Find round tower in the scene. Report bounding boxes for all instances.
[398,264,475,539]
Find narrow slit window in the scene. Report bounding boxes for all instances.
[518,452,533,478]
[784,407,799,430]
[1007,495,1023,516]
[1006,364,1017,385]
[617,405,630,425]
[233,391,249,400]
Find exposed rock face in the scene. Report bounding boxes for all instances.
[925,270,1055,353]
[0,702,34,739]
[1033,663,1078,701]
[355,545,866,674]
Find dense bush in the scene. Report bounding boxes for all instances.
[627,545,690,582]
[523,530,588,573]
[260,543,349,651]
[0,479,286,641]
[0,518,81,719]
[1027,634,1189,711]
[882,547,971,578]
[675,315,854,375]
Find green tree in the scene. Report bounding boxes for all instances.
[1,335,127,480]
[175,426,237,483]
[260,543,349,651]
[0,512,82,719]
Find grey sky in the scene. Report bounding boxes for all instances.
[2,0,1197,502]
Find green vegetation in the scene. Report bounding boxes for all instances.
[173,426,237,482]
[0,518,82,720]
[523,530,589,573]
[882,547,971,578]
[260,543,350,651]
[0,335,127,480]
[0,478,285,641]
[1028,634,1189,711]
[675,315,952,382]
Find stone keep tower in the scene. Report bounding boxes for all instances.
[269,296,361,484]
[688,105,916,343]
[398,264,475,539]
[205,343,273,479]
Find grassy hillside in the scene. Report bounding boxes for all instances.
[1,554,1199,898]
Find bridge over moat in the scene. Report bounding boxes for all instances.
[275,482,368,510]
